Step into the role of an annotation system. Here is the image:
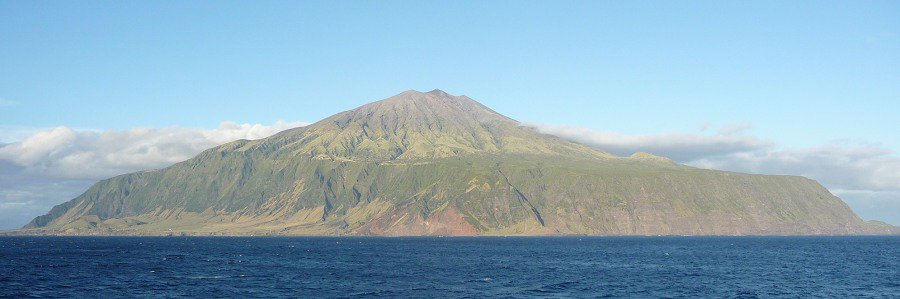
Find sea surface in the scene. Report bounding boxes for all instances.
[0,236,897,298]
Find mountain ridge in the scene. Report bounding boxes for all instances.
[11,89,897,236]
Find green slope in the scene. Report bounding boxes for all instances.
[18,90,896,235]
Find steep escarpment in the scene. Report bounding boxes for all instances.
[17,90,895,235]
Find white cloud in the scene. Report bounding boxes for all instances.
[0,120,308,180]
[529,123,773,161]
[689,145,900,192]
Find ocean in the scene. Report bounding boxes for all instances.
[1,236,897,298]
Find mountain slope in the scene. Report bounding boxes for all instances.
[18,90,896,235]
[255,89,611,161]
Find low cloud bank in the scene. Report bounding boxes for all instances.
[532,123,772,161]
[0,121,307,180]
[689,146,900,192]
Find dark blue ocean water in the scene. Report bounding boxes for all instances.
[0,236,897,298]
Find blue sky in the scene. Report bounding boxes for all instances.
[0,1,898,228]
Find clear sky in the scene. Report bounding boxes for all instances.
[0,1,898,228]
[1,1,897,147]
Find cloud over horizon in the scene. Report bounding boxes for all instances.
[0,121,308,180]
[530,123,774,161]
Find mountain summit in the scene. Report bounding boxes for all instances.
[18,90,895,236]
[260,89,608,161]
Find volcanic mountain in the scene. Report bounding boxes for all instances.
[18,90,895,235]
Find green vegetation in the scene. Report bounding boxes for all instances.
[17,90,896,235]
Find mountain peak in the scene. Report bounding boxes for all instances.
[350,89,504,125]
[387,89,462,103]
[396,88,451,96]
[426,88,450,96]
[392,89,452,98]
[262,89,611,161]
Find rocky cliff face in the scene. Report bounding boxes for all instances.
[19,90,896,235]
